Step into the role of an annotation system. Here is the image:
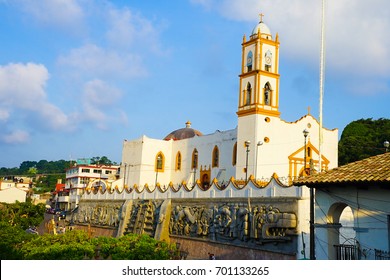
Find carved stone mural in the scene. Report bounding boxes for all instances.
[71,200,124,228]
[125,200,164,237]
[169,201,297,246]
[76,197,299,254]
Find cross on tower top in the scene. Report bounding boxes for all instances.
[259,13,265,22]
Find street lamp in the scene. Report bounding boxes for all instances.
[255,141,263,179]
[303,128,315,260]
[244,140,251,182]
[384,140,389,153]
[123,163,127,187]
[193,150,198,186]
[303,128,309,175]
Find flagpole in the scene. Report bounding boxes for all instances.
[318,0,326,173]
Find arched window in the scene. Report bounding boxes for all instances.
[192,149,198,169]
[175,152,181,171]
[246,83,252,105]
[264,82,271,105]
[247,51,253,72]
[212,146,219,168]
[232,142,237,166]
[155,152,165,172]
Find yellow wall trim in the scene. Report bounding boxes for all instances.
[239,70,280,79]
[237,108,280,117]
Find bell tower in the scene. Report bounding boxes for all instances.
[237,14,280,118]
[236,15,281,181]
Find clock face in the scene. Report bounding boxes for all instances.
[265,56,271,65]
[247,57,252,64]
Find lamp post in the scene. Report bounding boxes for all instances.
[123,163,127,187]
[255,141,263,180]
[384,140,389,153]
[303,128,309,175]
[193,150,198,186]
[244,140,251,182]
[303,128,315,260]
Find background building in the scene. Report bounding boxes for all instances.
[65,158,119,210]
[0,177,31,203]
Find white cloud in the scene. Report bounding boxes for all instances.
[0,63,70,131]
[12,0,84,27]
[190,0,215,11]
[105,5,168,55]
[0,63,48,109]
[57,44,148,79]
[0,108,10,121]
[56,3,169,80]
[78,79,123,129]
[83,79,122,106]
[1,129,30,144]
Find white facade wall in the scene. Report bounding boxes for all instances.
[0,187,27,203]
[236,114,338,182]
[315,186,390,260]
[297,191,311,259]
[122,129,238,188]
[121,114,337,189]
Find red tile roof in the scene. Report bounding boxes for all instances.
[294,152,390,187]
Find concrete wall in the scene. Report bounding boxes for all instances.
[170,236,295,260]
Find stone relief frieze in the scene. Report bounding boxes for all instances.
[125,200,163,237]
[169,203,297,244]
[72,201,123,227]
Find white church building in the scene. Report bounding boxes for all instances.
[120,19,338,192]
[79,17,340,260]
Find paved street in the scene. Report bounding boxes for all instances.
[37,213,66,235]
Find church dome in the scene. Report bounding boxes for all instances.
[163,121,203,141]
[251,20,272,39]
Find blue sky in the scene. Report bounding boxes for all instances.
[0,0,389,168]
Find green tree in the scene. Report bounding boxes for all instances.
[339,118,390,165]
[19,230,95,260]
[0,167,19,177]
[19,161,38,175]
[18,231,174,260]
[28,167,38,176]
[0,201,45,229]
[34,174,64,194]
[0,221,34,259]
[104,234,173,260]
[90,156,115,165]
